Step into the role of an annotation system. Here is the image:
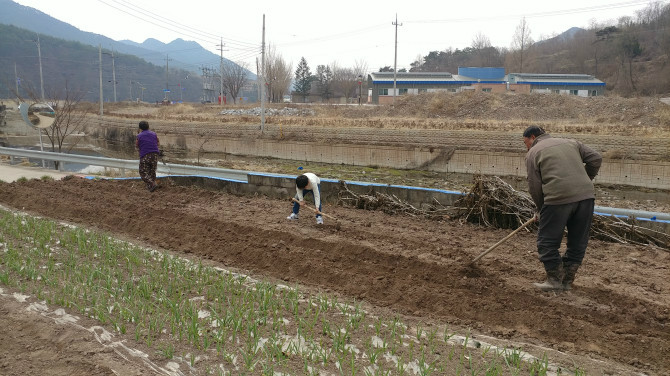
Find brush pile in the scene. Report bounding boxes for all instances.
[455,175,669,249]
[452,175,536,230]
[591,214,669,249]
[336,181,452,219]
[338,175,669,250]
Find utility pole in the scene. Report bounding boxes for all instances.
[36,35,45,100]
[14,63,19,95]
[129,79,133,101]
[392,14,402,106]
[255,58,260,102]
[134,81,146,102]
[103,50,117,102]
[111,50,116,102]
[180,75,188,102]
[165,55,172,101]
[358,75,363,105]
[260,14,266,133]
[99,44,103,116]
[217,38,226,106]
[200,66,213,103]
[34,35,46,167]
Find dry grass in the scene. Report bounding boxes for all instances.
[601,149,640,160]
[95,92,670,137]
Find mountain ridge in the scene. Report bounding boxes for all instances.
[0,0,241,74]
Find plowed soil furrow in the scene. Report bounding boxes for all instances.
[0,177,668,374]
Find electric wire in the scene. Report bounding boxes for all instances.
[408,0,665,24]
[96,0,258,50]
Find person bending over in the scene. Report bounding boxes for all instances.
[287,172,324,225]
[523,125,602,291]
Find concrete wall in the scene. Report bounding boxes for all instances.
[85,117,670,190]
[153,134,669,189]
[447,150,670,190]
[87,116,670,158]
[164,173,464,210]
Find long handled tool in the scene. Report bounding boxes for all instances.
[158,149,167,166]
[291,198,337,220]
[469,217,535,265]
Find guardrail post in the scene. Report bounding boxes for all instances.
[121,168,125,178]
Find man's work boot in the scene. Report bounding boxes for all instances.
[533,266,563,291]
[562,263,581,291]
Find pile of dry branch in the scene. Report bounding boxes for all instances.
[452,175,536,230]
[336,181,452,219]
[337,176,669,250]
[453,175,669,250]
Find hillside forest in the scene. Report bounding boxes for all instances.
[1,1,669,103]
[408,1,670,96]
[0,23,203,103]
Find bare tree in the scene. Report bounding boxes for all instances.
[618,16,635,29]
[511,17,533,72]
[410,54,424,70]
[568,29,597,73]
[10,79,90,169]
[635,1,665,26]
[43,83,91,159]
[264,45,292,103]
[472,32,492,66]
[330,60,370,103]
[353,60,369,103]
[618,31,643,91]
[330,60,368,103]
[221,61,250,104]
[332,65,357,103]
[194,130,212,164]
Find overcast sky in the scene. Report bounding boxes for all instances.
[13,0,664,73]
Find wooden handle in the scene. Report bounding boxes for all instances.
[470,217,535,264]
[291,198,337,220]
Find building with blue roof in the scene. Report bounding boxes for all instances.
[367,67,605,104]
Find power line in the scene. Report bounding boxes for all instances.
[408,0,665,24]
[96,0,259,50]
[275,23,388,48]
[113,0,220,41]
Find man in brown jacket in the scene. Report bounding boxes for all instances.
[523,126,602,291]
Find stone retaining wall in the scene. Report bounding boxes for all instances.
[88,115,670,156]
[86,116,670,189]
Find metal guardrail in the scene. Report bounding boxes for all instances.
[0,146,249,182]
[1,147,668,226]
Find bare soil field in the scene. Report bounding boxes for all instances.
[1,93,669,375]
[0,177,669,375]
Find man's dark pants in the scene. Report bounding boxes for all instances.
[537,198,595,271]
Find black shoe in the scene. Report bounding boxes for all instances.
[149,184,158,192]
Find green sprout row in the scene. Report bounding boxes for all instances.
[0,207,587,375]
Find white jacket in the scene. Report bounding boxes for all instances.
[296,173,321,209]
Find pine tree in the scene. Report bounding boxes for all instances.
[293,57,312,103]
[316,65,333,102]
